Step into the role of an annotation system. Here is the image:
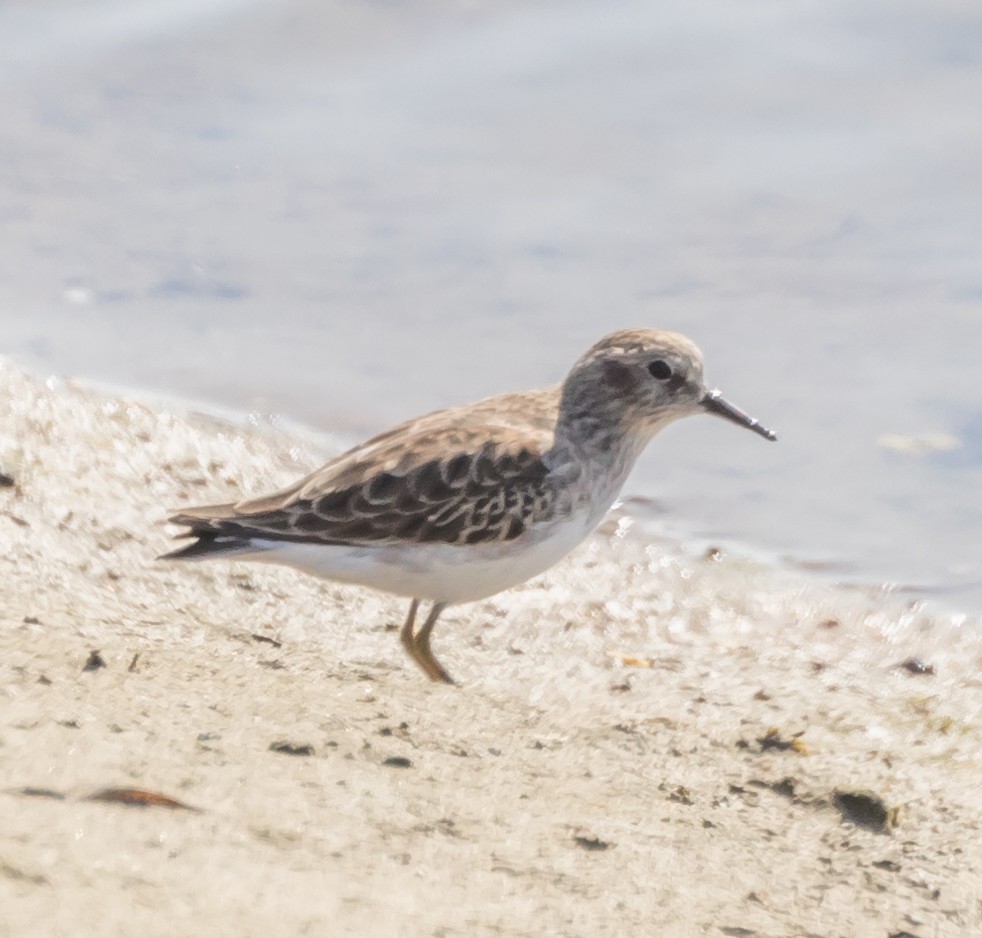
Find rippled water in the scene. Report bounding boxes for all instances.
[1,0,980,611]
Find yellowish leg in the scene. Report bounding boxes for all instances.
[398,599,455,685]
[414,602,454,685]
[399,598,421,670]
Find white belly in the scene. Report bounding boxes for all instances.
[237,510,601,604]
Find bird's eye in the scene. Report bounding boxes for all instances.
[647,360,672,381]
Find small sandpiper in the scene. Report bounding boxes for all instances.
[162,329,776,684]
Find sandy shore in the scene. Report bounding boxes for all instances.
[1,361,980,938]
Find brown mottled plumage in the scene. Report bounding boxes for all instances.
[168,388,561,550]
[162,329,776,683]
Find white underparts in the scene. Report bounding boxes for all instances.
[230,510,601,604]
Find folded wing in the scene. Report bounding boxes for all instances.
[163,389,561,557]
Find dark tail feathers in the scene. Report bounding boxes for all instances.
[158,532,255,561]
[159,504,255,561]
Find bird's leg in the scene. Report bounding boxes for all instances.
[399,598,421,670]
[398,599,455,684]
[413,602,455,685]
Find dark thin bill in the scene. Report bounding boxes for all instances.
[701,389,777,441]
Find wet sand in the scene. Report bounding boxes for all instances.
[1,361,980,937]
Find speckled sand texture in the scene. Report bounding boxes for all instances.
[1,361,980,938]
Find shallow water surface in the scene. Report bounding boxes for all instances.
[1,0,980,610]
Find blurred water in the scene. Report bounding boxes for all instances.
[1,0,980,610]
